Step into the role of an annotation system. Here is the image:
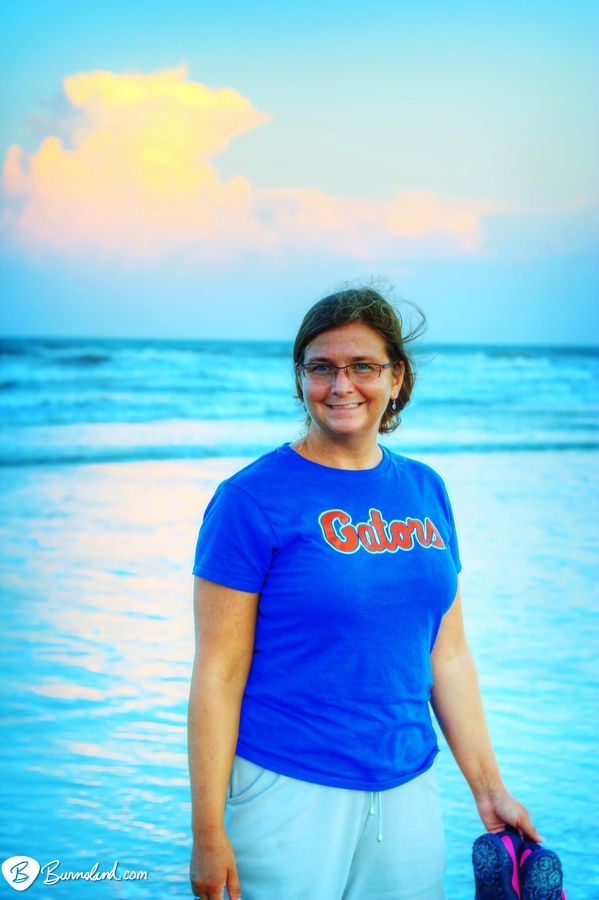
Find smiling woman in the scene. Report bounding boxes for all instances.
[187,285,545,900]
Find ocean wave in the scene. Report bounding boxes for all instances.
[0,342,38,358]
[56,353,112,366]
[1,439,597,469]
[422,344,599,359]
[1,339,597,452]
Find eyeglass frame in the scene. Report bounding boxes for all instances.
[296,361,399,382]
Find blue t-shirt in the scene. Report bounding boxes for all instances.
[193,442,461,791]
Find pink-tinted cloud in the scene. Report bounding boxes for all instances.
[2,66,493,263]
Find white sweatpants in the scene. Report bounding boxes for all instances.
[224,754,446,899]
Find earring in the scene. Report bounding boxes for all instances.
[391,399,397,413]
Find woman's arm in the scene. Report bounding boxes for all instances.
[430,581,544,841]
[188,576,259,900]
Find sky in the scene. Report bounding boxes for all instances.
[1,0,597,344]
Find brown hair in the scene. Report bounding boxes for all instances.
[293,285,425,433]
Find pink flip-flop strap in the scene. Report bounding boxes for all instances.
[501,835,521,898]
[519,847,533,867]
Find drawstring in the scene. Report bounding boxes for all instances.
[369,791,383,842]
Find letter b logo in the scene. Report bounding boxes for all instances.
[2,857,41,892]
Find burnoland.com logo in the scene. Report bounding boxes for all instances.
[2,856,148,891]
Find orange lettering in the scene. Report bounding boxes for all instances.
[368,509,394,551]
[319,510,359,553]
[390,520,413,550]
[319,508,446,556]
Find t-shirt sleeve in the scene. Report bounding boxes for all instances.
[192,480,276,592]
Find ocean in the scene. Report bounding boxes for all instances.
[1,337,598,897]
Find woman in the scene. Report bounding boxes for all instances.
[188,287,542,900]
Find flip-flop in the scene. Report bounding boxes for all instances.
[472,826,524,899]
[519,838,566,900]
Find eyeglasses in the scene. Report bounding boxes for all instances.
[298,362,397,384]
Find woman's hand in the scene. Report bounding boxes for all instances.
[190,828,242,900]
[475,786,545,843]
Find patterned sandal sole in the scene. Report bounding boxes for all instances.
[472,833,521,899]
[520,850,564,900]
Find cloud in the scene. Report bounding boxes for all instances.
[2,66,491,263]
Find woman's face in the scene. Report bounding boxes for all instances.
[300,321,404,445]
